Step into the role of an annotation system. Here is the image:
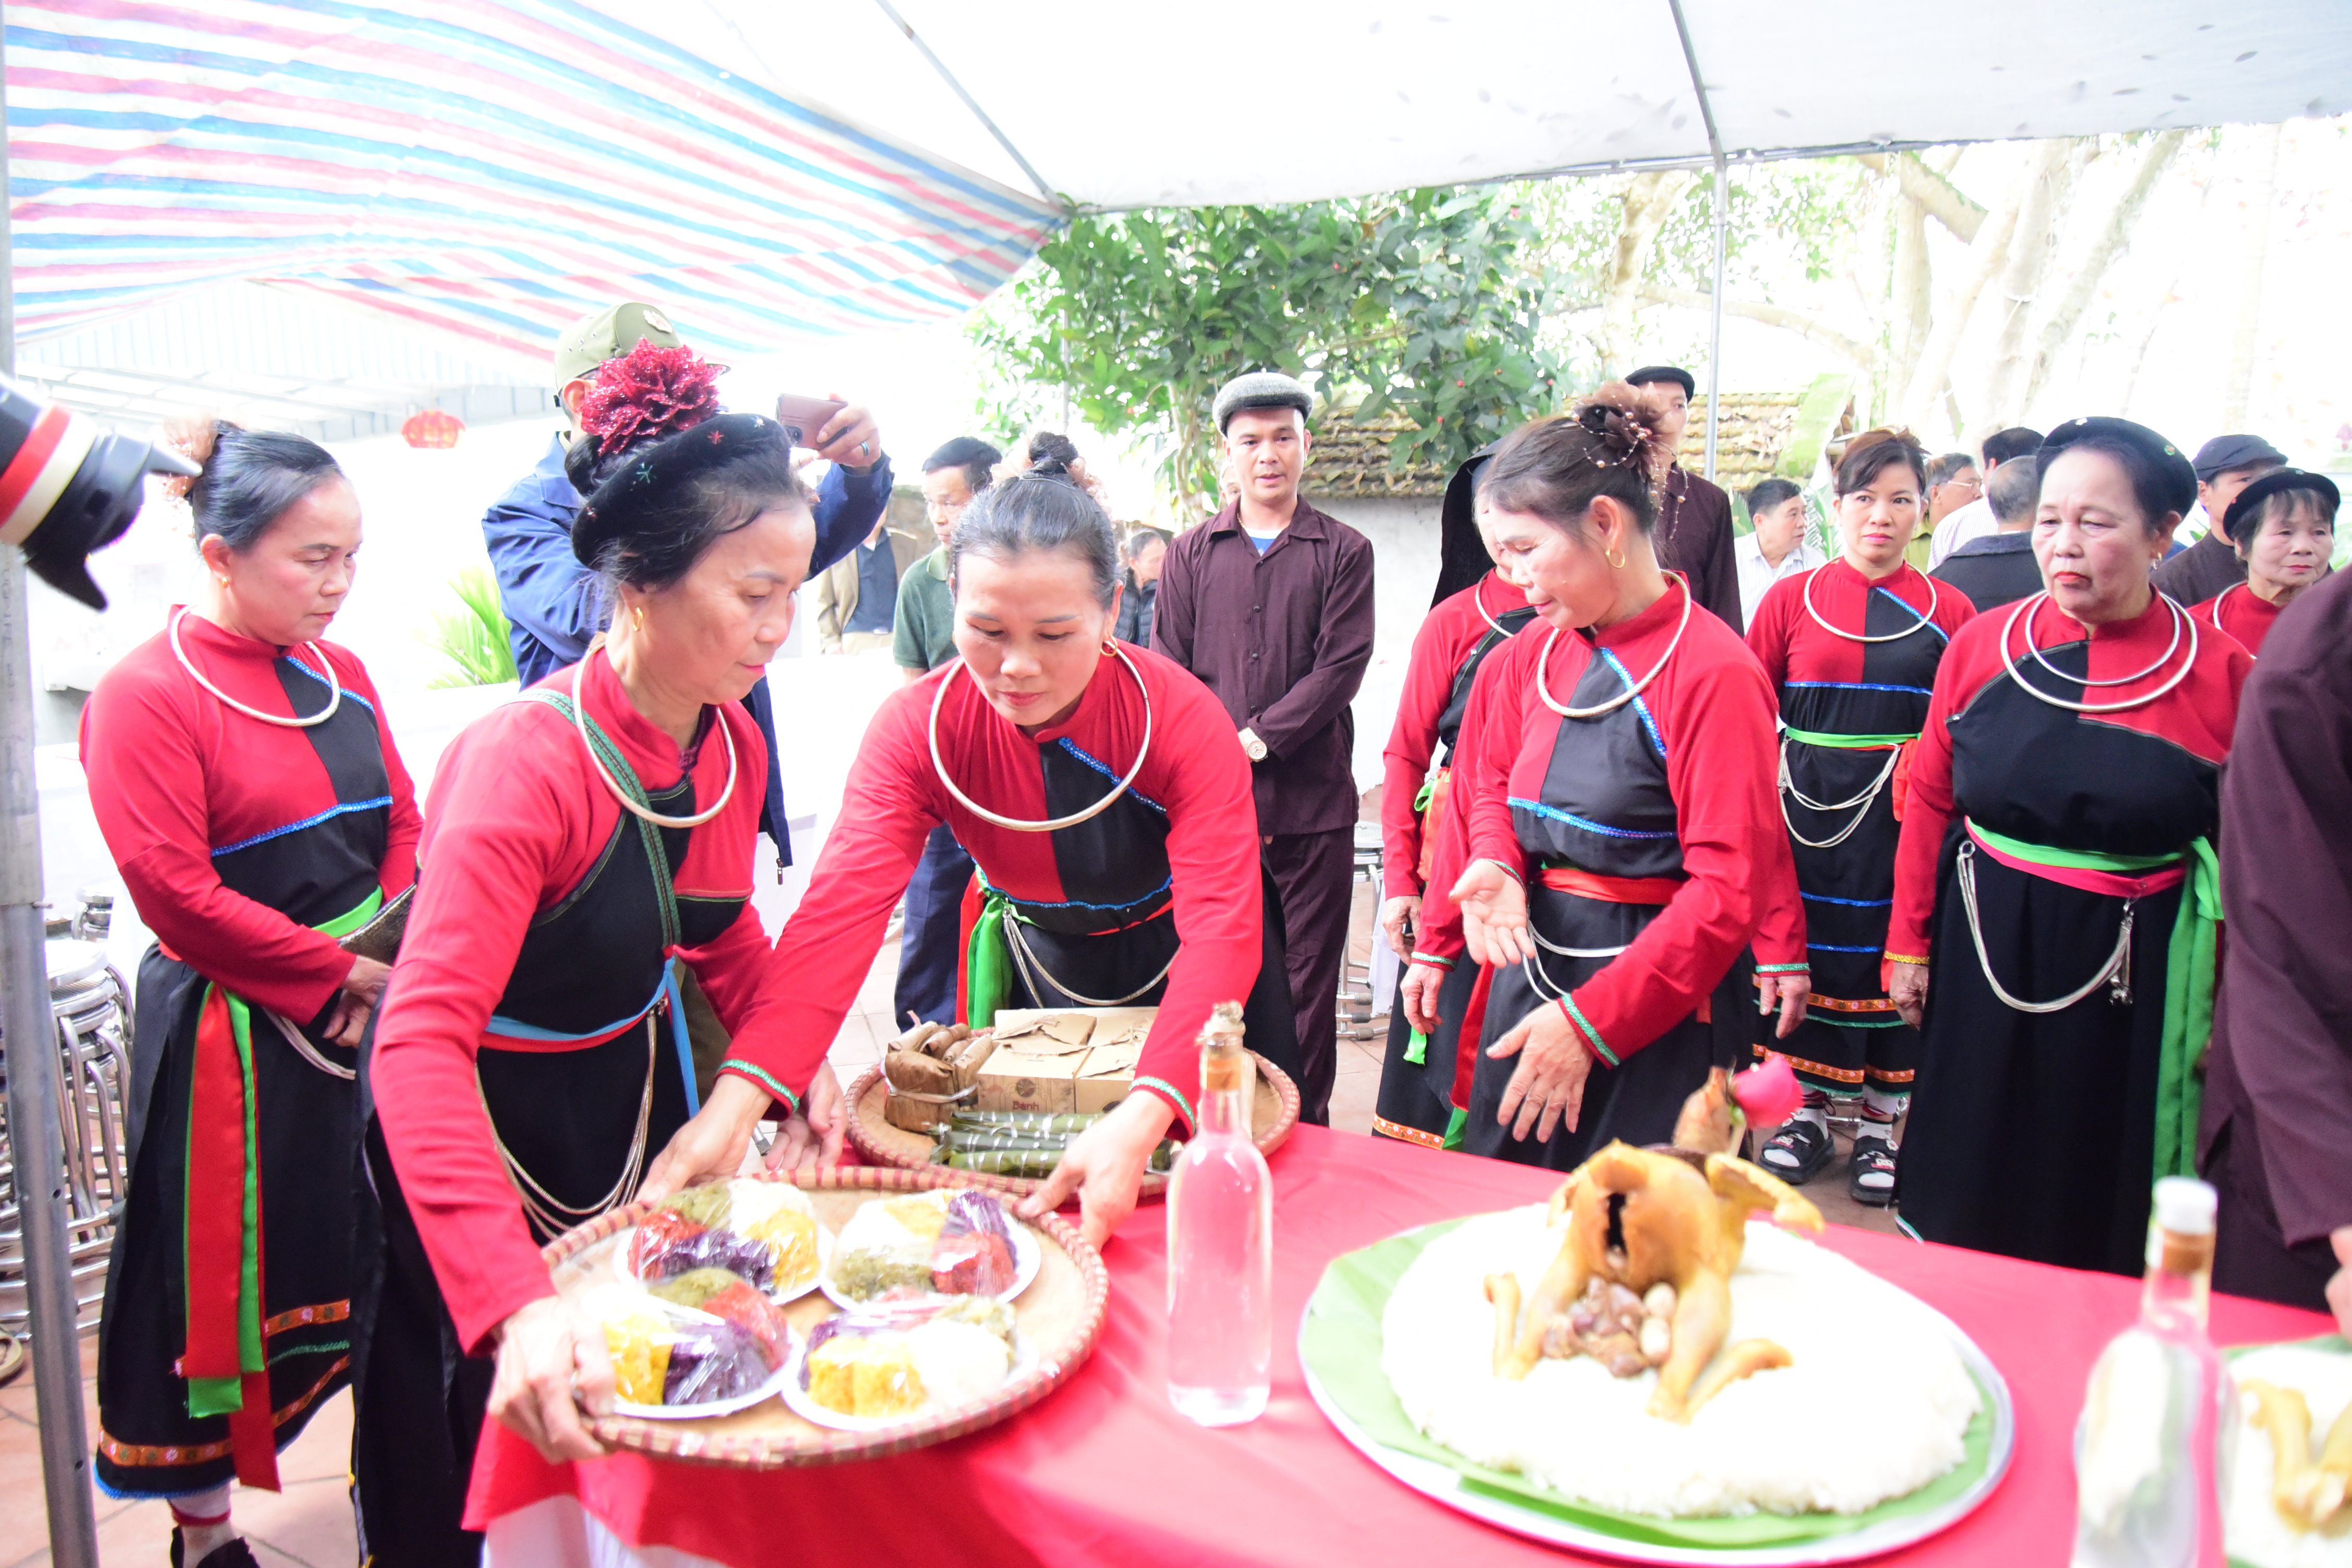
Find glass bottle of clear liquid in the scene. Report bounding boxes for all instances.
[2072,1176,2236,1568]
[1166,1001,1272,1426]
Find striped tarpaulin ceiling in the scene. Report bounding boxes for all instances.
[4,0,1063,360]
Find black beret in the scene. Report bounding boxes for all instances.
[2190,433,2286,482]
[571,411,787,567]
[2037,416,2198,521]
[1625,365,1697,400]
[2220,467,2340,542]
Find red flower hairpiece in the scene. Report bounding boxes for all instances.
[579,340,724,457]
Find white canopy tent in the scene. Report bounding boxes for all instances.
[9,6,2352,1563]
[669,1,2352,205]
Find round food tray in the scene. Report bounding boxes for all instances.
[542,1167,1109,1468]
[1298,1221,2015,1565]
[845,1049,1300,1199]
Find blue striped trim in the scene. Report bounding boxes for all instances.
[210,795,391,858]
[1597,650,1667,758]
[278,653,373,714]
[1873,586,1949,640]
[1785,681,1934,697]
[1800,891,1894,908]
[1007,875,1173,916]
[1508,798,1676,840]
[1806,941,1884,954]
[1054,738,1166,815]
[487,974,667,1043]
[1808,1013,1912,1028]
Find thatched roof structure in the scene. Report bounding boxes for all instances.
[1302,408,1451,499]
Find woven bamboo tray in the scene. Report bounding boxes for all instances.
[542,1166,1109,1468]
[845,1050,1300,1199]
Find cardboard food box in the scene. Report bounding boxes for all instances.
[974,1007,1159,1117]
[974,1046,1086,1114]
[1073,1040,1143,1114]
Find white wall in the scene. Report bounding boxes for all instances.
[1306,492,1444,794]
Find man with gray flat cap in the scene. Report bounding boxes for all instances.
[1154,370,1375,1126]
[2153,433,2286,605]
[481,300,893,865]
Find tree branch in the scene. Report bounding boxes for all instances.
[1637,287,1876,369]
[1860,152,1986,243]
[2021,129,2188,410]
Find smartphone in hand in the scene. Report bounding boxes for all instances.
[773,394,848,449]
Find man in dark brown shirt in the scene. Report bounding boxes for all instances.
[1155,371,1376,1125]
[1627,365,1744,633]
[2152,433,2284,605]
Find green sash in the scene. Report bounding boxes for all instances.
[185,887,381,1420]
[1781,726,1919,749]
[964,883,1014,1031]
[1963,819,2221,1182]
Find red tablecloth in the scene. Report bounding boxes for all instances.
[469,1126,2330,1565]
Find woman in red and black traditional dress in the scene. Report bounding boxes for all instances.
[2185,468,2336,657]
[1745,431,1976,1205]
[725,462,1287,1246]
[1372,449,1537,1148]
[80,424,419,1568]
[1888,418,2250,1275]
[355,353,811,1566]
[1405,388,1808,1169]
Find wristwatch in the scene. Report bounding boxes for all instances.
[1238,727,1268,762]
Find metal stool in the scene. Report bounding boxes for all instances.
[1337,822,1385,1042]
[0,935,133,1338]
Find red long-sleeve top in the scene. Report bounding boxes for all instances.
[1744,559,1978,707]
[729,645,1261,1134]
[370,652,772,1351]
[1887,593,2250,964]
[1423,585,1805,1060]
[78,611,420,1018]
[1379,572,1528,900]
[2187,583,2275,657]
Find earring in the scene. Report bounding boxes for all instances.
[1101,637,1119,655]
[1604,543,1627,570]
[633,604,646,631]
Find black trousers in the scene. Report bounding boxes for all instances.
[1261,826,1355,1126]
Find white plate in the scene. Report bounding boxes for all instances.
[610,1317,801,1422]
[779,1329,1035,1433]
[818,1199,1040,1311]
[1301,1304,2014,1567]
[612,1220,832,1305]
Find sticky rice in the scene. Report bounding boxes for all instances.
[1382,1205,1979,1517]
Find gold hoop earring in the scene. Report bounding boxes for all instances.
[1604,544,1627,570]
[633,604,646,631]
[1101,638,1119,655]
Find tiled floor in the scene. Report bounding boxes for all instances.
[3,907,1897,1564]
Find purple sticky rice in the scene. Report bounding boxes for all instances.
[644,1228,775,1292]
[661,1318,769,1406]
[941,1190,1012,1245]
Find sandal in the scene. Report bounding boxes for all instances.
[1759,1118,1834,1184]
[1848,1132,1899,1206]
[170,1531,259,1568]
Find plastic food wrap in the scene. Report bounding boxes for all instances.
[629,1179,822,1296]
[829,1245,936,1301]
[800,1296,1019,1418]
[803,1318,925,1417]
[594,1288,781,1410]
[650,1271,790,1368]
[932,1191,1018,1295]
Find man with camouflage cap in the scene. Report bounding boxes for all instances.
[479,301,893,864]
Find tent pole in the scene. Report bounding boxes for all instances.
[1706,163,1725,483]
[870,0,1059,207]
[0,21,103,1567]
[1667,0,1727,483]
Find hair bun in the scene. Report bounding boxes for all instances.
[1025,456,1072,480]
[1571,381,1671,500]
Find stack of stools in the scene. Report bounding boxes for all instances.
[1337,822,1387,1043]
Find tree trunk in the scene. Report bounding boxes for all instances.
[2020,130,2188,413]
[1860,151,1986,243]
[1889,192,1932,396]
[2222,123,2282,433]
[1894,162,2029,432]
[1970,139,2084,442]
[1595,170,1696,377]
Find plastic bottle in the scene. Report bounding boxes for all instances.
[1165,1000,1272,1426]
[2071,1176,2236,1567]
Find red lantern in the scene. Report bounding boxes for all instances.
[401,409,464,449]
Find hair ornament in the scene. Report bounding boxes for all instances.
[1571,381,1671,508]
[155,413,220,501]
[579,340,725,460]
